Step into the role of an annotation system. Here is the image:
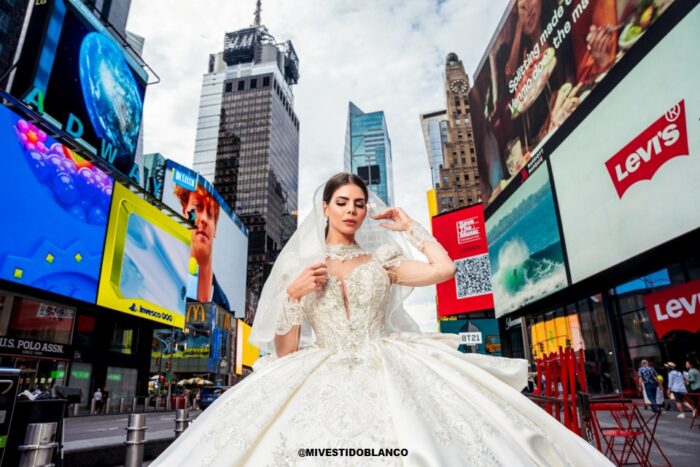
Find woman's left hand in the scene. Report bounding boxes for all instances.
[371,207,415,232]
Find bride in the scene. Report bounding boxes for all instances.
[153,173,611,466]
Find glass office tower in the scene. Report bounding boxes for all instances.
[344,102,394,206]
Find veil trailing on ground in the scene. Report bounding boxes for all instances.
[249,184,420,355]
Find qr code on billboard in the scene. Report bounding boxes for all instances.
[455,253,492,299]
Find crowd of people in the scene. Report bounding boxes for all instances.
[637,359,700,418]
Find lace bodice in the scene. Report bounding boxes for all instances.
[301,244,401,352]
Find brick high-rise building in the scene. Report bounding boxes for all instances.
[422,53,481,213]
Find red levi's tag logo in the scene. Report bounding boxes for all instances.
[605,100,689,198]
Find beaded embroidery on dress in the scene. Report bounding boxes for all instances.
[152,237,612,466]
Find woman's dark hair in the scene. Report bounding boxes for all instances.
[322,172,369,238]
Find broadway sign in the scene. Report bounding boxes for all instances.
[644,279,700,339]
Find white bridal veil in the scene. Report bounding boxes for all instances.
[249,184,420,355]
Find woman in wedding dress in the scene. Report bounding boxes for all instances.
[153,173,612,466]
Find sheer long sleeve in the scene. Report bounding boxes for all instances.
[382,223,455,287]
[274,296,303,357]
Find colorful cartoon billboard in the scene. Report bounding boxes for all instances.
[0,104,112,303]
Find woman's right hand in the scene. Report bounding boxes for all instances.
[286,263,327,300]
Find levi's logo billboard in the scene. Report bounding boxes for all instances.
[643,279,700,339]
[605,100,689,198]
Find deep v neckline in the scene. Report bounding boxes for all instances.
[326,260,373,322]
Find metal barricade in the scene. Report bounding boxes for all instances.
[174,408,190,438]
[18,422,58,467]
[124,413,147,467]
[119,397,126,414]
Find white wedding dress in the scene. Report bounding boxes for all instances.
[153,243,612,467]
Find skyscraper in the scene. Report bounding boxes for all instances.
[421,53,481,213]
[192,5,300,307]
[420,109,449,188]
[344,102,394,206]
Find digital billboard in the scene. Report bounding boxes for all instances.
[486,166,567,318]
[431,205,494,316]
[8,0,147,179]
[469,0,677,210]
[439,318,502,356]
[549,6,700,283]
[0,104,112,303]
[161,160,249,318]
[235,319,259,375]
[97,183,190,328]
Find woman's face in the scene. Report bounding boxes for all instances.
[323,183,367,237]
[517,0,542,37]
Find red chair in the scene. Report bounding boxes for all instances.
[589,401,649,466]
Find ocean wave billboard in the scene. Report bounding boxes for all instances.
[485,166,567,317]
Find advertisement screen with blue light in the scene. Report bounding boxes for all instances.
[0,104,113,303]
[8,0,147,178]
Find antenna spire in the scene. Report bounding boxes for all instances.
[254,0,262,27]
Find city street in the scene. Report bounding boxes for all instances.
[64,410,202,450]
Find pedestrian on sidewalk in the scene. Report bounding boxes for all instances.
[93,388,103,413]
[666,362,696,419]
[638,359,661,413]
[686,360,700,392]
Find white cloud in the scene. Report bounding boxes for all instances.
[127,0,509,320]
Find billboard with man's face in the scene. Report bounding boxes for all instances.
[161,160,249,318]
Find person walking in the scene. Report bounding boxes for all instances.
[93,387,103,414]
[687,360,700,392]
[638,360,661,413]
[666,362,695,418]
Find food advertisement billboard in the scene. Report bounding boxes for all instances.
[431,205,494,316]
[549,6,700,283]
[161,160,249,318]
[469,0,678,210]
[0,104,112,304]
[486,166,567,318]
[8,0,147,179]
[97,183,190,328]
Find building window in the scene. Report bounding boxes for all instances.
[461,158,466,164]
[250,79,257,89]
[263,76,270,87]
[225,82,233,92]
[237,80,245,91]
